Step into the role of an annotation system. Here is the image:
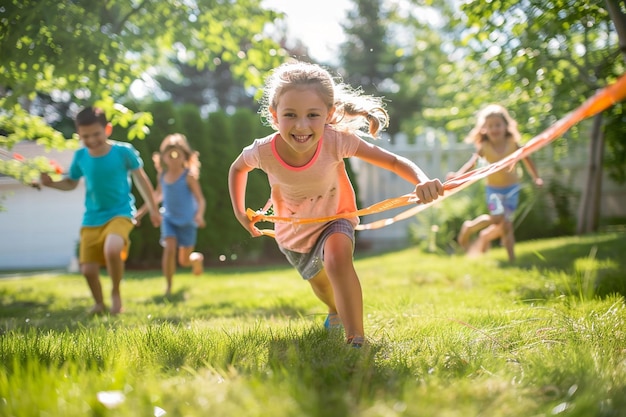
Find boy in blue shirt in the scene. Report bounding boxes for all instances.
[41,106,160,314]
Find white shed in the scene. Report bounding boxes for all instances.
[0,141,84,271]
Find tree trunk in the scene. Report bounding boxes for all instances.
[606,0,626,61]
[575,1,626,235]
[576,113,605,234]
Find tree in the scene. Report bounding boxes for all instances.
[0,0,287,183]
[148,25,315,116]
[152,60,258,116]
[339,0,392,88]
[338,0,404,134]
[337,0,492,138]
[378,1,473,138]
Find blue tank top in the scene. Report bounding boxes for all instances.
[160,169,197,226]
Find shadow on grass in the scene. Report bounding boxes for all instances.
[150,287,188,305]
[0,297,117,334]
[514,233,625,271]
[123,297,313,329]
[190,301,311,323]
[0,288,50,318]
[232,329,414,417]
[511,232,626,300]
[0,289,314,334]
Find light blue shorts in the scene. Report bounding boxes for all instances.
[485,184,520,221]
[278,219,355,280]
[160,217,197,247]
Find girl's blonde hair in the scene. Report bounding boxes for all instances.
[259,60,389,137]
[464,104,521,145]
[152,133,201,179]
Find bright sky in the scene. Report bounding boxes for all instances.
[262,0,353,64]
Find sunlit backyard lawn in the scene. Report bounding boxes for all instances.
[1,232,625,417]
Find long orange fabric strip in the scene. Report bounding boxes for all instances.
[359,72,626,230]
[248,73,626,235]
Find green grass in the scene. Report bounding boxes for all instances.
[1,232,626,417]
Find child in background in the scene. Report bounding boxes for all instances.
[228,61,444,347]
[136,133,206,296]
[447,104,543,262]
[40,106,161,315]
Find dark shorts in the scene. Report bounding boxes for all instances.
[278,219,355,280]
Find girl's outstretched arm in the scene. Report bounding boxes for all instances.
[187,175,206,228]
[131,168,161,227]
[521,157,543,187]
[446,153,480,180]
[228,155,263,237]
[354,139,444,203]
[135,183,162,224]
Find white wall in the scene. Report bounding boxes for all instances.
[0,142,84,271]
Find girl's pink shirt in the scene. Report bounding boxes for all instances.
[242,125,361,253]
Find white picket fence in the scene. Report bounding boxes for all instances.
[351,129,626,250]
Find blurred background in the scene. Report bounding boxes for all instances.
[1,0,625,270]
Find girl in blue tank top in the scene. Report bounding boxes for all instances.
[136,133,206,296]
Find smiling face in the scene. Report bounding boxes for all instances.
[77,122,112,155]
[481,114,508,143]
[270,86,334,165]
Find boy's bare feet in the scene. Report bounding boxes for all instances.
[88,303,107,316]
[110,294,123,315]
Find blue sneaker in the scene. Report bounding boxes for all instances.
[324,313,342,330]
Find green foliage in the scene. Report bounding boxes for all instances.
[0,154,66,187]
[144,101,184,142]
[517,177,578,239]
[338,0,455,137]
[1,233,626,416]
[203,111,236,252]
[0,0,284,104]
[0,0,286,185]
[340,0,393,90]
[177,105,209,145]
[0,104,71,151]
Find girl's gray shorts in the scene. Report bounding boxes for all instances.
[278,219,355,280]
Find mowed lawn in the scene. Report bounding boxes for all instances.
[1,231,625,417]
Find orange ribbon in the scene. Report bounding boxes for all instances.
[247,73,626,236]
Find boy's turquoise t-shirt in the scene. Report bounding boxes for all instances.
[68,141,143,227]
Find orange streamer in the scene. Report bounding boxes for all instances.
[247,74,626,235]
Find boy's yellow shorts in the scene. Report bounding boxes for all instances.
[79,217,134,266]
